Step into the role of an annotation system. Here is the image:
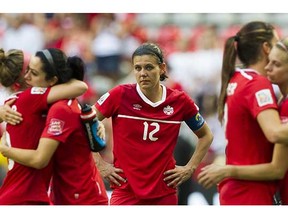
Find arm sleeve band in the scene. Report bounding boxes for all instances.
[185,112,205,131]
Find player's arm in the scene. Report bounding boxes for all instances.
[185,122,214,172]
[230,143,288,180]
[93,152,126,186]
[0,134,59,169]
[92,105,106,121]
[258,109,288,144]
[47,79,88,104]
[198,143,288,189]
[164,119,213,188]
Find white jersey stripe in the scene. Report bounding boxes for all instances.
[118,114,181,124]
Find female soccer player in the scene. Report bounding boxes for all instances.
[93,42,214,205]
[198,37,288,205]
[0,49,108,205]
[198,21,288,205]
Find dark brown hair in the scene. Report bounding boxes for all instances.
[218,21,275,123]
[132,42,168,81]
[35,48,85,84]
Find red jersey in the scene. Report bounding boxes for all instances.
[277,96,288,204]
[95,84,201,199]
[219,69,278,205]
[41,99,108,205]
[0,87,51,205]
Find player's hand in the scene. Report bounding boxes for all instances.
[197,164,226,189]
[97,121,105,140]
[98,160,126,186]
[0,99,23,125]
[163,165,194,188]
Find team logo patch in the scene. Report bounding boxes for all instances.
[47,118,65,135]
[31,87,47,94]
[255,89,273,107]
[163,105,174,115]
[195,113,201,121]
[97,92,110,105]
[195,113,204,126]
[133,104,142,110]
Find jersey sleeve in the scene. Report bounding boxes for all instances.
[181,91,201,119]
[14,87,51,114]
[181,92,205,131]
[279,99,288,123]
[246,77,278,118]
[95,85,122,118]
[41,101,72,143]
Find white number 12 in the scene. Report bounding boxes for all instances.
[143,122,159,141]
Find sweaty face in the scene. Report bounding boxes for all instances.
[265,46,288,87]
[133,55,164,91]
[24,56,52,87]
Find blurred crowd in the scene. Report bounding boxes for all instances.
[0,13,287,205]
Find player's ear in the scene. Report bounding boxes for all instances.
[49,76,58,86]
[160,63,166,75]
[262,41,272,56]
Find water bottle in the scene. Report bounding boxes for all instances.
[80,103,106,152]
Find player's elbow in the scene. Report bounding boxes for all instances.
[203,131,214,148]
[30,157,50,169]
[270,167,287,180]
[265,127,288,144]
[80,82,88,94]
[265,129,280,144]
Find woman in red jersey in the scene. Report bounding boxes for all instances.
[0,50,108,205]
[0,48,88,205]
[92,42,214,205]
[198,37,288,205]
[197,21,288,205]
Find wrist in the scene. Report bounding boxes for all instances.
[189,165,197,175]
[0,145,8,157]
[225,165,235,178]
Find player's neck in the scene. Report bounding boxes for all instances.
[142,85,163,103]
[248,59,268,77]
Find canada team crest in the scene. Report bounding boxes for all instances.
[47,118,65,135]
[163,105,174,115]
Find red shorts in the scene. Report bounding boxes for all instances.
[110,184,178,205]
[16,201,50,205]
[219,179,276,205]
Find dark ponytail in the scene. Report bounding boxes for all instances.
[218,21,275,123]
[67,56,85,81]
[218,36,237,123]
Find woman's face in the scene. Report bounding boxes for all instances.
[265,46,288,87]
[133,54,165,91]
[24,55,55,87]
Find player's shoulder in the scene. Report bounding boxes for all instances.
[250,73,268,81]
[110,83,137,97]
[167,86,187,98]
[50,99,70,110]
[235,70,271,88]
[119,83,136,90]
[249,74,271,87]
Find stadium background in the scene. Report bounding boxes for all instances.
[0,13,287,205]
